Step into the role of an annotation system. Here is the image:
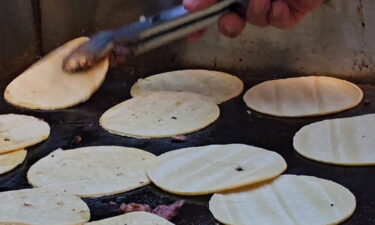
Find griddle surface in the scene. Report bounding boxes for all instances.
[0,67,374,225]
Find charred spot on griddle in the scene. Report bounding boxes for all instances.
[23,203,32,207]
[171,116,177,120]
[235,167,244,172]
[330,203,334,207]
[3,138,10,141]
[51,154,55,158]
[158,119,162,122]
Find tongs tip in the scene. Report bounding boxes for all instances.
[62,51,96,73]
[62,32,116,73]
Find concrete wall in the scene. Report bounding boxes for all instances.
[39,0,180,53]
[0,0,39,80]
[0,0,373,80]
[171,0,375,79]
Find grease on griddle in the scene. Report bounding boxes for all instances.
[118,200,185,221]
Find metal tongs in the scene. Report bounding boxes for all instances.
[63,0,249,73]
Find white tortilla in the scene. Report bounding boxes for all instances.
[4,37,109,110]
[0,114,50,154]
[210,175,356,225]
[27,146,155,197]
[148,144,287,195]
[130,70,244,104]
[0,188,90,225]
[244,76,363,117]
[294,114,375,166]
[0,149,27,174]
[100,92,220,138]
[85,212,174,225]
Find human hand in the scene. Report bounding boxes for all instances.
[183,0,325,40]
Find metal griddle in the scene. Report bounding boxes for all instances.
[0,63,374,224]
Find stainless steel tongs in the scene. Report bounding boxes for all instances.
[63,0,249,73]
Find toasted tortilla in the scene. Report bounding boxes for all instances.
[85,212,174,225]
[0,149,27,175]
[294,114,375,166]
[244,76,363,117]
[210,175,356,225]
[100,92,220,138]
[0,114,50,154]
[0,188,90,225]
[148,144,287,195]
[130,70,244,104]
[27,146,155,197]
[4,37,109,110]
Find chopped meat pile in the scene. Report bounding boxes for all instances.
[171,135,187,142]
[151,200,185,220]
[120,203,151,213]
[118,200,185,221]
[72,135,82,144]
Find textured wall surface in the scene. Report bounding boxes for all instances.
[39,0,180,53]
[0,0,38,79]
[171,0,375,79]
[0,0,374,80]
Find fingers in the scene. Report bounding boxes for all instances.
[268,0,325,29]
[184,0,324,36]
[218,13,246,38]
[268,1,296,29]
[183,0,217,12]
[247,0,271,27]
[184,0,245,39]
[184,0,217,41]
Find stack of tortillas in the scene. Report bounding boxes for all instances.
[85,212,174,225]
[209,175,356,225]
[4,37,109,110]
[130,70,244,104]
[148,144,287,195]
[294,114,375,166]
[0,114,50,175]
[0,188,90,225]
[27,146,156,197]
[147,144,356,224]
[100,70,244,138]
[244,76,363,117]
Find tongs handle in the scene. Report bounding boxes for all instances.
[63,0,249,73]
